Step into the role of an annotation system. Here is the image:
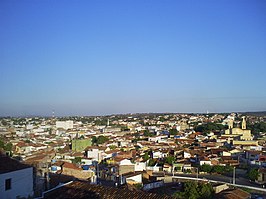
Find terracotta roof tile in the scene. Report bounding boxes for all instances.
[44,181,173,199]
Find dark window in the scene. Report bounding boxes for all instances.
[5,178,11,190]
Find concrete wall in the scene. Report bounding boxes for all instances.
[0,167,33,199]
[126,174,142,184]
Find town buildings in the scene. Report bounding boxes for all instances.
[0,112,265,197]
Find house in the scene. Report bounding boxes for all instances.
[43,180,173,199]
[121,171,143,185]
[199,157,212,166]
[59,162,95,181]
[216,188,251,199]
[0,153,34,199]
[257,168,266,186]
[245,150,263,166]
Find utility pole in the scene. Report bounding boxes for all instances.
[172,161,174,177]
[196,167,199,182]
[233,167,236,185]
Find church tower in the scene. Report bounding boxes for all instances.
[228,119,233,129]
[242,116,246,130]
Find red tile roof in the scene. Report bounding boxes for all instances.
[44,181,173,199]
[0,153,31,174]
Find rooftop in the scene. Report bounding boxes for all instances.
[0,153,31,174]
[43,181,173,199]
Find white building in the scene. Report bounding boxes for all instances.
[0,154,34,199]
[56,120,73,130]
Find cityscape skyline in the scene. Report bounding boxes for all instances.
[1,1,266,116]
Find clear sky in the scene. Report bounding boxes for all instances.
[0,0,266,116]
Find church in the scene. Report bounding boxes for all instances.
[224,116,253,141]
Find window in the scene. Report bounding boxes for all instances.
[5,178,11,190]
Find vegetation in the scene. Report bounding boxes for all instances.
[133,183,143,189]
[165,156,175,165]
[0,138,13,152]
[194,123,227,135]
[143,129,154,137]
[174,181,214,199]
[199,164,233,174]
[121,126,130,131]
[108,145,117,150]
[72,157,82,164]
[247,168,259,181]
[143,152,150,161]
[148,159,156,166]
[91,135,109,145]
[247,122,266,136]
[169,128,178,135]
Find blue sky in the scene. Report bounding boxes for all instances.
[0,0,266,116]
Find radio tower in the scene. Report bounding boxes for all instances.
[52,110,55,119]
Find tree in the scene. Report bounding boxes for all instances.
[96,135,109,145]
[148,159,156,166]
[0,139,4,149]
[212,165,224,174]
[72,157,82,164]
[143,129,154,137]
[0,139,12,152]
[183,181,200,199]
[169,128,178,135]
[194,122,227,135]
[199,183,214,199]
[91,136,97,145]
[109,145,117,150]
[92,135,109,145]
[143,152,149,161]
[248,168,259,181]
[165,156,175,165]
[173,182,214,199]
[200,164,212,173]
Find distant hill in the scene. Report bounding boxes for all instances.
[239,111,266,116]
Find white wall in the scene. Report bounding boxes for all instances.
[134,162,146,171]
[56,121,73,130]
[120,159,133,166]
[126,174,142,183]
[0,167,33,199]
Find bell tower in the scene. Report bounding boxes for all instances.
[242,116,246,130]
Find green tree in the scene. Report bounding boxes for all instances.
[199,183,214,199]
[97,135,109,145]
[183,181,200,199]
[148,159,156,166]
[143,152,149,161]
[169,128,178,135]
[143,129,154,137]
[72,157,82,164]
[248,168,259,181]
[200,164,212,173]
[0,139,4,149]
[194,122,227,135]
[212,165,224,174]
[109,145,117,150]
[4,142,12,151]
[165,156,175,165]
[173,182,214,199]
[92,135,109,145]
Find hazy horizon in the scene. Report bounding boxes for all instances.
[1,1,266,117]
